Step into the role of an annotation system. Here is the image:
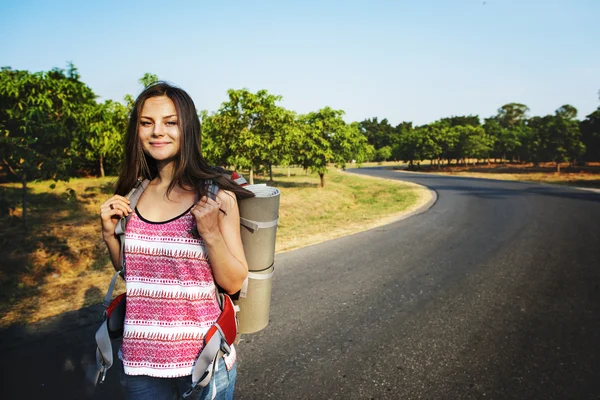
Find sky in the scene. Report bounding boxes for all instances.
[1,0,599,126]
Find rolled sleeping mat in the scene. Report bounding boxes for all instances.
[237,184,280,334]
[236,265,275,334]
[238,185,280,272]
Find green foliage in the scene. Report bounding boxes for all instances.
[360,117,398,149]
[580,108,600,162]
[440,115,481,127]
[0,65,97,220]
[462,125,494,161]
[1,62,597,221]
[294,107,372,185]
[375,146,392,162]
[497,103,529,128]
[139,73,159,88]
[206,88,294,182]
[80,100,128,176]
[484,117,520,161]
[294,108,338,178]
[0,65,96,181]
[330,121,374,167]
[526,106,584,167]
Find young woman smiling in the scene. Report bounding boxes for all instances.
[100,82,253,400]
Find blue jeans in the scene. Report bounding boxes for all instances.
[120,358,237,400]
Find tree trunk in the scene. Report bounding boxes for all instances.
[99,154,105,178]
[21,175,28,224]
[556,162,561,173]
[287,166,291,177]
[249,166,254,185]
[319,173,325,188]
[269,164,273,183]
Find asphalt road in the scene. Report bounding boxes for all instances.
[2,168,599,399]
[235,168,600,400]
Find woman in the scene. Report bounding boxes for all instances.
[99,82,253,399]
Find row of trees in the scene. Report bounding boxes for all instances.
[1,64,600,219]
[0,66,372,219]
[361,103,600,172]
[201,89,371,187]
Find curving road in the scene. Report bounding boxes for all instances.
[236,168,600,399]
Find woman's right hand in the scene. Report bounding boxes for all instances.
[100,195,133,240]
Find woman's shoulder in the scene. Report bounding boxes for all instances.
[216,188,238,208]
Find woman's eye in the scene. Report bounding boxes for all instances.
[140,121,152,126]
[166,121,178,126]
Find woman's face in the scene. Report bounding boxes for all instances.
[138,95,181,165]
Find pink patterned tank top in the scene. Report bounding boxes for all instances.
[120,207,235,377]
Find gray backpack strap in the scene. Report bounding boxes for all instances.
[115,179,150,275]
[205,179,219,201]
[90,178,150,387]
[182,334,223,398]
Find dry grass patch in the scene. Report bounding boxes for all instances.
[0,168,424,327]
[0,177,120,326]
[269,168,423,252]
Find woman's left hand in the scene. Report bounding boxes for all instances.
[190,196,223,239]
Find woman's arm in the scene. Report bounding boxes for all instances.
[103,235,122,271]
[191,190,248,294]
[100,195,133,271]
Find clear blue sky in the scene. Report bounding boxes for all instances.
[1,0,599,126]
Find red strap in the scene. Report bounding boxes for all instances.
[106,293,126,317]
[204,294,237,346]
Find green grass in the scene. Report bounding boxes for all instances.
[0,167,424,327]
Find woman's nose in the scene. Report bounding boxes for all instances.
[152,124,165,136]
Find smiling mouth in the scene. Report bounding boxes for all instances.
[150,142,170,147]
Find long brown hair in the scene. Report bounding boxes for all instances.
[115,82,254,200]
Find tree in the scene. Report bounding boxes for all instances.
[437,122,461,164]
[553,105,585,170]
[484,117,520,162]
[440,115,480,127]
[397,125,425,167]
[123,73,159,109]
[462,125,494,163]
[556,104,577,120]
[139,73,159,88]
[82,100,128,177]
[497,103,529,128]
[375,146,392,162]
[0,64,96,222]
[294,107,347,187]
[209,88,288,184]
[527,106,584,171]
[359,117,397,151]
[580,108,600,163]
[330,121,373,168]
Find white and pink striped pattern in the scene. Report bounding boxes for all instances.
[120,209,235,378]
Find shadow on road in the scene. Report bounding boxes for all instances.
[0,288,124,399]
